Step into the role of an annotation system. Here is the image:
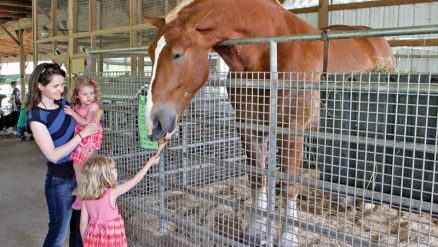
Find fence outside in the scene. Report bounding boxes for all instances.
[87,70,438,246]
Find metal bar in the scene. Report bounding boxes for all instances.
[218,25,438,46]
[194,119,437,154]
[267,41,278,247]
[226,79,438,93]
[87,46,148,54]
[159,152,166,233]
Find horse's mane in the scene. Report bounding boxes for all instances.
[321,25,372,31]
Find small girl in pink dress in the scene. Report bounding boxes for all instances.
[64,76,103,209]
[76,155,159,246]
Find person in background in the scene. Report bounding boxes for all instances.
[16,108,33,141]
[26,63,99,247]
[10,80,21,112]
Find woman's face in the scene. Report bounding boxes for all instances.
[39,74,65,101]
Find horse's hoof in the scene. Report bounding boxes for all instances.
[242,234,267,247]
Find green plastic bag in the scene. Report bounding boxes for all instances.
[138,95,158,149]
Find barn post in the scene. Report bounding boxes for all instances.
[267,40,279,247]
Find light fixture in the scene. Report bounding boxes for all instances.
[78,45,86,53]
[54,48,62,55]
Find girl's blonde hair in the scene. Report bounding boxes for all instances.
[70,76,102,107]
[76,156,117,200]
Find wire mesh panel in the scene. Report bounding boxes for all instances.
[88,71,437,246]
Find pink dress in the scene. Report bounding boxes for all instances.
[83,189,127,247]
[70,103,103,166]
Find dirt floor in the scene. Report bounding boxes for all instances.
[0,130,69,247]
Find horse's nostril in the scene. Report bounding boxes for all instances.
[153,118,162,132]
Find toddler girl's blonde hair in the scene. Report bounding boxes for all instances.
[70,76,102,107]
[76,156,117,200]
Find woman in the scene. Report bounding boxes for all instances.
[26,63,99,247]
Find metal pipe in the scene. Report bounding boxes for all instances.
[266,41,278,247]
[225,79,438,93]
[86,46,148,54]
[218,25,438,46]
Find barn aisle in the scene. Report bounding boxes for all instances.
[0,133,61,246]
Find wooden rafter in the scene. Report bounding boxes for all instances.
[0,5,32,14]
[0,11,28,19]
[0,0,32,8]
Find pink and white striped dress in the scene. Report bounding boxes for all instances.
[83,189,127,247]
[70,103,103,166]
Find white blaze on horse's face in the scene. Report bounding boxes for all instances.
[145,35,166,137]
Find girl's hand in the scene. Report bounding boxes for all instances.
[80,123,99,138]
[147,156,160,166]
[64,106,74,115]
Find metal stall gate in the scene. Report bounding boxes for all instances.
[88,69,437,247]
[84,25,438,247]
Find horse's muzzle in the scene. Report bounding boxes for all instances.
[148,107,177,141]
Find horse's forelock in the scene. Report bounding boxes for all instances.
[165,0,194,24]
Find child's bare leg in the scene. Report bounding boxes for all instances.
[72,163,83,210]
[73,163,83,183]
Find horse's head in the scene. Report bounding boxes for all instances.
[143,10,215,141]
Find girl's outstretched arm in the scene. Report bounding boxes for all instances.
[111,156,160,201]
[80,202,89,240]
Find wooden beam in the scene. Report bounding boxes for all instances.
[32,0,38,64]
[389,38,438,47]
[0,5,32,14]
[17,29,25,102]
[291,0,435,14]
[87,0,96,72]
[318,0,329,29]
[0,0,32,8]
[130,0,138,71]
[0,11,28,19]
[0,23,18,44]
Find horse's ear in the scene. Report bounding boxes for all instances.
[185,8,215,31]
[143,16,165,29]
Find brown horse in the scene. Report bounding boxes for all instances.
[143,0,394,245]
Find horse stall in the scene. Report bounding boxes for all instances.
[87,66,437,246]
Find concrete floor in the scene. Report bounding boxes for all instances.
[0,132,68,246]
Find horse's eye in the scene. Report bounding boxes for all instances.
[172,53,184,60]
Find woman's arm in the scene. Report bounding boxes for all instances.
[80,203,89,240]
[111,156,160,202]
[30,121,99,163]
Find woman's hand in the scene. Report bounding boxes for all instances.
[79,123,99,138]
[64,105,74,116]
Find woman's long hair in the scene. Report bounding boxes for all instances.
[76,156,117,200]
[25,63,66,110]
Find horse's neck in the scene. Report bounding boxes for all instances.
[209,4,318,72]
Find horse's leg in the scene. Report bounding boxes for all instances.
[277,135,303,247]
[241,131,269,245]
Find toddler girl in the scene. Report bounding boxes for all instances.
[76,155,160,246]
[65,76,103,209]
